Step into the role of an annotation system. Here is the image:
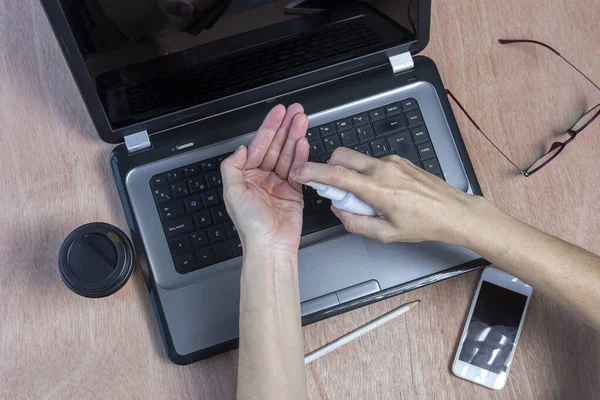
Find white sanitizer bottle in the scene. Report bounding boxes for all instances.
[306,182,377,216]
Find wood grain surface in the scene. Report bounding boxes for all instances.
[1,0,599,399]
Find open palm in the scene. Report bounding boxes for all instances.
[221,105,309,251]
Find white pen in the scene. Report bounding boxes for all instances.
[304,300,420,364]
[306,181,377,216]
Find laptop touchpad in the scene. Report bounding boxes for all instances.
[298,235,374,302]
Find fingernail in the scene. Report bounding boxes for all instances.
[290,167,304,181]
[235,145,244,153]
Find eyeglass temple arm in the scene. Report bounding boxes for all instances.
[498,39,600,93]
[445,89,525,174]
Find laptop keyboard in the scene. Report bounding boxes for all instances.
[116,21,382,121]
[150,98,443,274]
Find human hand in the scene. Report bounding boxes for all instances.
[221,104,309,253]
[290,147,479,245]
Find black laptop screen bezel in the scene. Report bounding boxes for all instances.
[40,0,431,144]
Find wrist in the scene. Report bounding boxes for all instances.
[241,233,299,257]
[241,242,298,267]
[441,194,500,249]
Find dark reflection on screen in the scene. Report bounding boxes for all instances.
[57,0,419,127]
[459,282,527,374]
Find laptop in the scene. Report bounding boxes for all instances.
[42,0,486,364]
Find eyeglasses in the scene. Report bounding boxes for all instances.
[447,39,600,177]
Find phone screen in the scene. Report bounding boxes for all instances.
[458,281,528,374]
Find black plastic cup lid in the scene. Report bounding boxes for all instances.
[59,222,134,298]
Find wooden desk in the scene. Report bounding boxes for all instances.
[1,0,599,398]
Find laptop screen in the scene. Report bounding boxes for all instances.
[58,0,419,130]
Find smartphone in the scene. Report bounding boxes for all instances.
[452,267,532,390]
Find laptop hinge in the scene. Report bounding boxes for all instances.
[389,52,414,74]
[124,130,151,154]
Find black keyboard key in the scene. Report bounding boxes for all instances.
[208,224,227,243]
[401,98,418,111]
[422,158,442,175]
[377,152,395,159]
[351,113,369,126]
[195,247,216,268]
[158,200,186,221]
[167,169,185,182]
[202,189,221,207]
[384,103,402,116]
[310,195,328,210]
[334,44,351,53]
[303,184,315,198]
[188,175,208,193]
[168,236,193,255]
[205,170,222,188]
[336,31,359,43]
[190,230,210,248]
[309,139,325,158]
[387,132,419,162]
[173,252,198,274]
[352,143,372,157]
[318,123,336,136]
[184,195,204,213]
[170,181,189,200]
[323,135,342,153]
[320,153,333,164]
[225,220,239,238]
[163,216,195,238]
[355,125,375,142]
[306,127,319,140]
[230,238,243,257]
[153,185,173,204]
[150,174,168,188]
[339,130,359,147]
[217,153,231,167]
[211,205,230,224]
[304,52,320,62]
[368,108,385,121]
[436,173,446,181]
[405,109,424,128]
[200,158,218,172]
[373,117,407,136]
[370,139,389,156]
[301,209,341,235]
[213,242,234,262]
[417,142,435,160]
[184,163,201,177]
[320,49,336,57]
[334,117,352,131]
[411,126,430,144]
[193,210,213,229]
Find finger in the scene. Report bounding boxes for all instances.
[221,145,248,188]
[245,105,286,169]
[290,161,373,196]
[275,112,308,179]
[381,154,418,171]
[287,137,310,192]
[260,103,304,170]
[328,147,379,173]
[331,206,394,243]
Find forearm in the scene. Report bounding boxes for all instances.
[454,196,600,329]
[237,247,308,400]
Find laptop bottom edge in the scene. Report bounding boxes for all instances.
[149,258,488,365]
